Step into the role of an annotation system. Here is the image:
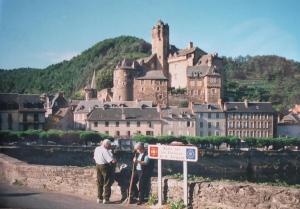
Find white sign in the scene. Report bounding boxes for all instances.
[147,144,199,207]
[148,144,198,162]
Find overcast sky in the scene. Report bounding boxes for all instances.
[0,0,299,69]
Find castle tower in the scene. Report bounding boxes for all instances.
[112,59,135,101]
[151,20,169,77]
[84,70,97,101]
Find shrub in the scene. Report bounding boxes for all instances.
[79,131,102,145]
[132,135,156,144]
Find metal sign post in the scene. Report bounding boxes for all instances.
[148,144,198,207]
[183,160,188,206]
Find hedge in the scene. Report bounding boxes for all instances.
[0,129,112,145]
[133,135,300,150]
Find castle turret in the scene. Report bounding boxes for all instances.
[85,70,97,101]
[112,59,136,101]
[151,20,169,77]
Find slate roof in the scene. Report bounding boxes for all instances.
[75,100,103,113]
[187,65,217,77]
[225,102,276,113]
[171,47,206,58]
[279,113,300,124]
[193,103,224,113]
[87,107,160,121]
[0,93,45,111]
[161,107,195,121]
[136,70,168,80]
[74,100,153,113]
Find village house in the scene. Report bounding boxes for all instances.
[161,107,196,136]
[86,106,161,138]
[0,93,45,131]
[277,104,300,137]
[192,103,226,136]
[225,100,277,138]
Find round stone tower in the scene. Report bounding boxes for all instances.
[112,59,136,101]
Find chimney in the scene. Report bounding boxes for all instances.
[157,105,161,113]
[188,41,193,49]
[224,103,228,111]
[121,107,126,120]
[244,99,248,108]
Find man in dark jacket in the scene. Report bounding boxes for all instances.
[131,142,150,205]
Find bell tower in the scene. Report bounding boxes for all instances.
[151,20,169,77]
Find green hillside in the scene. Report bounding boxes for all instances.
[0,36,151,98]
[223,55,300,111]
[0,36,299,112]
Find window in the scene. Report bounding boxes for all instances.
[34,124,39,130]
[215,131,220,136]
[208,113,211,119]
[200,122,203,128]
[105,131,109,135]
[105,121,109,127]
[208,122,212,128]
[126,121,130,127]
[23,113,27,122]
[146,131,153,136]
[8,113,12,130]
[156,87,160,91]
[34,113,39,122]
[148,121,152,128]
[187,121,191,127]
[216,113,219,119]
[0,114,2,130]
[94,122,98,127]
[137,121,141,127]
[199,131,203,136]
[116,121,119,127]
[208,131,212,136]
[200,113,203,118]
[127,131,131,136]
[216,122,220,128]
[137,131,141,135]
[116,131,120,136]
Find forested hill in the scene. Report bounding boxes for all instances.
[0,35,299,112]
[223,55,300,111]
[0,36,151,98]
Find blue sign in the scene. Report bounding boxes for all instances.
[186,148,196,160]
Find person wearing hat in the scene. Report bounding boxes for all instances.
[93,139,116,204]
[131,142,150,205]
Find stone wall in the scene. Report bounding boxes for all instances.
[0,153,300,209]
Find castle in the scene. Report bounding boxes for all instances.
[86,20,223,106]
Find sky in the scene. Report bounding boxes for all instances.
[0,0,300,69]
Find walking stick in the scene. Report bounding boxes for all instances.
[127,152,137,204]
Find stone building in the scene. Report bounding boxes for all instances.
[41,92,68,118]
[161,107,196,136]
[74,99,152,130]
[187,62,222,104]
[0,93,45,131]
[225,100,277,138]
[104,20,223,106]
[192,103,226,136]
[86,107,161,138]
[168,42,205,88]
[111,21,169,106]
[277,104,300,137]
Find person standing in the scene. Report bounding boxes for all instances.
[94,139,116,204]
[131,142,150,205]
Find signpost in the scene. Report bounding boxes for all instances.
[148,144,198,206]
